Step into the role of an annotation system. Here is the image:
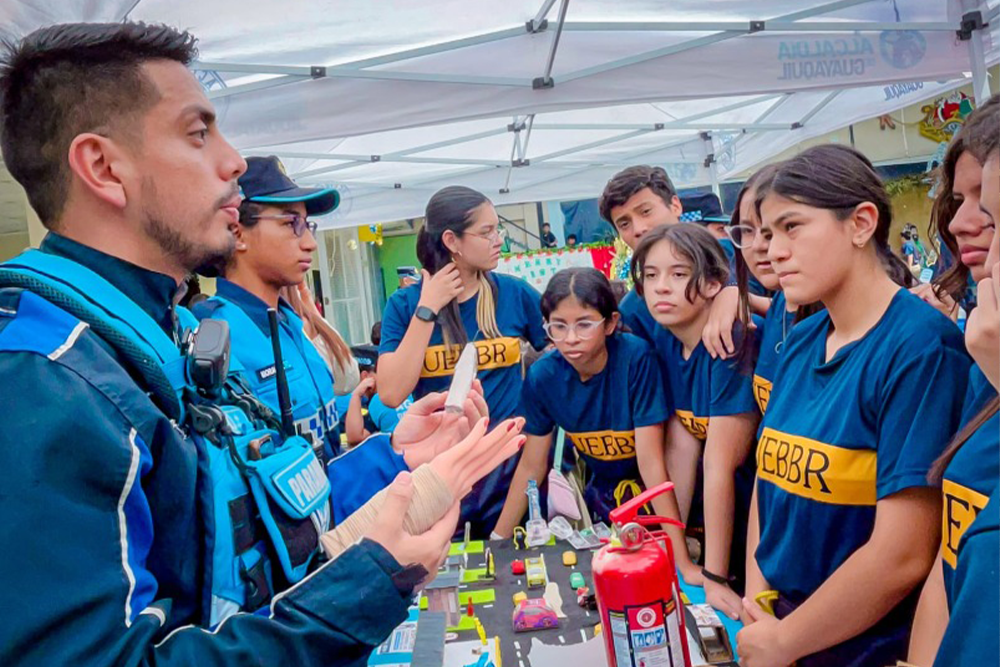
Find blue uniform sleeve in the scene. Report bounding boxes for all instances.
[934,490,1000,667]
[619,290,652,344]
[326,434,409,524]
[629,341,673,425]
[875,344,971,498]
[516,279,548,351]
[368,395,402,432]
[0,352,410,667]
[708,325,757,416]
[378,290,413,355]
[521,364,556,436]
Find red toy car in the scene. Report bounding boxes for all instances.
[510,559,525,575]
[512,599,560,632]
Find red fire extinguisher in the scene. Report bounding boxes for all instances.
[592,481,691,667]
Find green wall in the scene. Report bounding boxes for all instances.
[377,233,420,301]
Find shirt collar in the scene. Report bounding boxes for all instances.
[216,278,295,336]
[39,232,180,335]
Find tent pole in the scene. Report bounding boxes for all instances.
[704,133,721,198]
[537,0,571,88]
[967,20,990,104]
[316,230,335,334]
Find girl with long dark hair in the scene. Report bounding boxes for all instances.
[915,94,999,317]
[737,145,970,667]
[909,116,1000,667]
[378,186,547,537]
[631,224,760,619]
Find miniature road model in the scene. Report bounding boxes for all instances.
[512,599,560,632]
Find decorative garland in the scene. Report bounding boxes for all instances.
[501,240,612,260]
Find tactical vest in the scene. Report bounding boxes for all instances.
[0,251,331,628]
[197,295,339,458]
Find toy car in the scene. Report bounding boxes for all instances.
[512,598,560,632]
[510,559,525,575]
[562,551,577,566]
[525,557,546,589]
[569,572,585,590]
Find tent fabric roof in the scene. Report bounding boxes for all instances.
[2,0,997,227]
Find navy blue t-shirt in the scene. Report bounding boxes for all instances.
[935,485,1000,667]
[756,289,971,601]
[941,365,999,600]
[379,271,547,536]
[521,333,672,521]
[659,327,758,441]
[753,291,798,415]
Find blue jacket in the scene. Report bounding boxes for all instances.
[0,234,412,666]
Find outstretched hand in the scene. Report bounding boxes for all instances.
[428,416,526,500]
[392,380,488,469]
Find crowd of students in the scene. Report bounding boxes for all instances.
[380,96,999,667]
[0,19,996,667]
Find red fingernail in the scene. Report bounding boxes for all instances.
[507,421,516,431]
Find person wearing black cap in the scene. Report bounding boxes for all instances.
[195,155,343,457]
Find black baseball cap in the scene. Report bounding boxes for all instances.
[679,192,729,224]
[239,156,340,216]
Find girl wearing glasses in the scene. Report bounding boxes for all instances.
[735,145,969,667]
[378,186,548,538]
[196,160,344,462]
[728,165,824,416]
[491,268,698,572]
[631,223,759,620]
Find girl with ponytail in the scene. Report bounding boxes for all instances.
[737,144,970,667]
[378,186,548,537]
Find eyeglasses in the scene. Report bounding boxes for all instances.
[465,229,502,243]
[543,319,605,342]
[250,213,318,238]
[726,224,758,249]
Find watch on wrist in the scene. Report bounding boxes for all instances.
[414,305,438,323]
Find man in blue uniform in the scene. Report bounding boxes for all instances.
[0,22,470,666]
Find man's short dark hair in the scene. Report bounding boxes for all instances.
[0,22,198,226]
[566,233,577,241]
[599,165,678,225]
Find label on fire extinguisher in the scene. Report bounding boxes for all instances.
[608,597,685,667]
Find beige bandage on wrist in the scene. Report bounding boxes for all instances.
[319,464,454,560]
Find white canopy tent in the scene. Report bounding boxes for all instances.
[2,0,997,227]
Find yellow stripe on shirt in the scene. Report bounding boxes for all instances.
[756,427,878,506]
[420,337,522,378]
[941,479,990,568]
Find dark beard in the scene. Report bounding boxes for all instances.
[140,177,236,276]
[143,212,235,276]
